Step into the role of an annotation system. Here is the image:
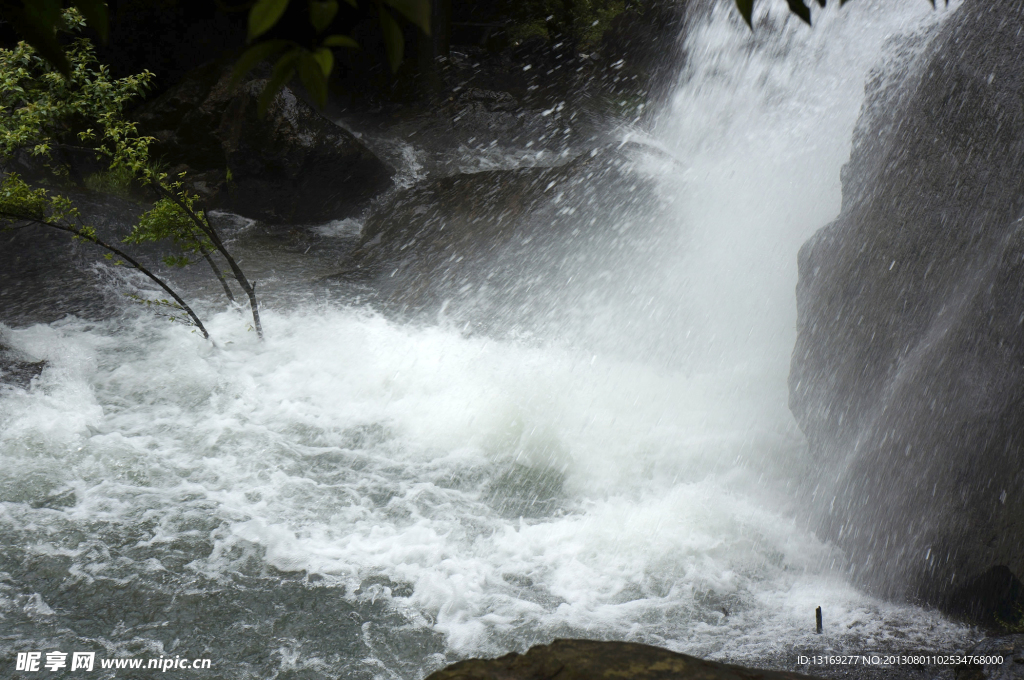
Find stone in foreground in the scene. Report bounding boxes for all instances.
[425,639,817,680]
[955,635,1024,679]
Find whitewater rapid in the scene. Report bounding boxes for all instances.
[1,0,976,677]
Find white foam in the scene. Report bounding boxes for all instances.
[0,305,974,663]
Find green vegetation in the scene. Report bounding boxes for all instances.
[995,603,1024,634]
[2,0,432,117]
[0,11,258,340]
[506,0,631,50]
[230,0,432,115]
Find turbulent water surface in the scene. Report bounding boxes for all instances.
[1,1,978,678]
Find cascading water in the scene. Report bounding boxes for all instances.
[0,1,979,678]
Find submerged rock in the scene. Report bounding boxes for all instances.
[789,0,1024,617]
[0,337,44,389]
[138,62,393,223]
[425,639,817,680]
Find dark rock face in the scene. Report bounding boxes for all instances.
[424,639,817,680]
[956,635,1024,680]
[597,1,689,104]
[138,63,393,223]
[789,0,1024,613]
[341,145,673,327]
[0,207,123,327]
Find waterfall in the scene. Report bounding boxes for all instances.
[0,1,976,677]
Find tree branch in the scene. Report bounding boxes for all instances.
[149,181,263,339]
[0,212,211,340]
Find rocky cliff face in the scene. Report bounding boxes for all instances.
[789,0,1024,619]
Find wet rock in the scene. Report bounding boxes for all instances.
[29,488,77,510]
[955,636,1024,679]
[355,576,414,598]
[358,76,597,176]
[424,639,818,680]
[138,63,393,223]
[0,337,44,389]
[789,0,1024,614]
[340,144,672,326]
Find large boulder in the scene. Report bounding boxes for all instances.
[425,639,817,680]
[789,0,1024,618]
[138,63,393,223]
[339,145,673,329]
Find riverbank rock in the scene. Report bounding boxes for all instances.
[339,144,673,326]
[789,0,1024,618]
[138,62,393,223]
[955,635,1024,680]
[425,639,817,680]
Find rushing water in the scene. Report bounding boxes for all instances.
[1,1,979,678]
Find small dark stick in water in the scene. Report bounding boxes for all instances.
[815,606,822,634]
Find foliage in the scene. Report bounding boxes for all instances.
[232,0,431,116]
[733,0,943,27]
[995,603,1024,634]
[1,0,432,118]
[507,0,630,51]
[0,173,50,222]
[82,162,155,197]
[0,12,261,340]
[0,0,109,76]
[124,185,215,269]
[0,11,152,175]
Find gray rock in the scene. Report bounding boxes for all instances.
[340,145,672,329]
[789,0,1024,616]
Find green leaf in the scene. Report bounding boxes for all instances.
[323,34,359,49]
[312,47,334,76]
[231,39,291,86]
[71,0,110,42]
[378,6,404,73]
[298,52,328,108]
[382,0,431,36]
[341,0,357,7]
[248,0,290,42]
[786,0,812,24]
[309,0,339,33]
[257,50,300,118]
[735,0,754,28]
